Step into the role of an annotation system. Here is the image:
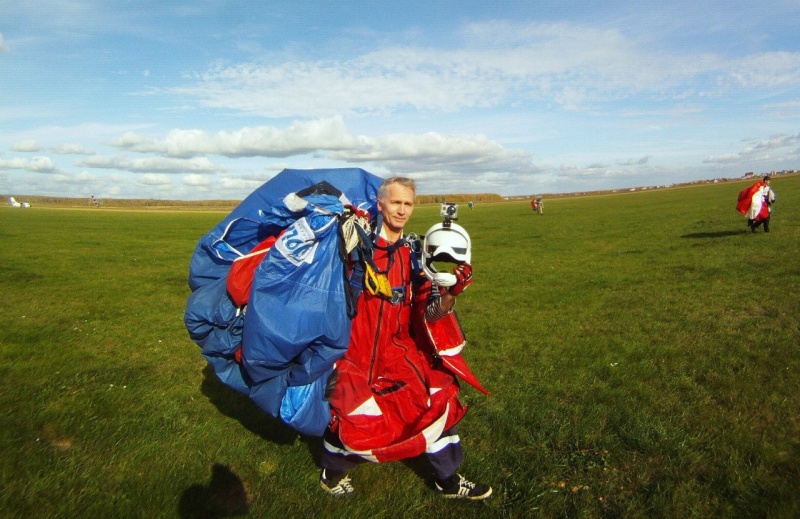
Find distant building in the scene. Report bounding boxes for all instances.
[744,172,755,179]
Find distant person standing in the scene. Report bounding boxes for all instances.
[737,176,776,232]
[536,196,543,215]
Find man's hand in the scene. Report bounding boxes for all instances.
[448,263,473,296]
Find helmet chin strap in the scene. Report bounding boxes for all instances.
[423,262,457,287]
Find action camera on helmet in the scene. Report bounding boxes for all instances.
[440,202,459,222]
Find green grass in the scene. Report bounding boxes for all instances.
[1,178,799,518]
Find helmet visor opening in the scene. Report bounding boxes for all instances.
[427,245,468,263]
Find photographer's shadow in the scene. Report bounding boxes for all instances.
[179,463,249,519]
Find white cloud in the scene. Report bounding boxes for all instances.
[182,173,212,187]
[618,155,651,166]
[331,131,534,177]
[742,132,800,153]
[0,155,59,173]
[76,155,220,174]
[217,176,266,191]
[107,117,536,181]
[0,33,8,53]
[160,21,799,120]
[703,154,743,165]
[726,52,800,88]
[138,173,172,186]
[110,116,358,158]
[12,139,40,152]
[51,143,95,155]
[704,132,800,165]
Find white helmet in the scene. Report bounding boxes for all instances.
[422,222,471,287]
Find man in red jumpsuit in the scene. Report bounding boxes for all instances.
[319,177,492,500]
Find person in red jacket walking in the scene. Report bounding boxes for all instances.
[737,175,776,232]
[319,176,492,500]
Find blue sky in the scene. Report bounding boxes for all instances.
[2,1,799,200]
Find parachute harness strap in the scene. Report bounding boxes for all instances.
[348,213,406,300]
[404,233,425,288]
[339,205,374,319]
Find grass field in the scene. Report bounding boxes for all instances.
[1,177,799,518]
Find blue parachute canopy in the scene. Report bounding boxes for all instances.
[185,167,384,436]
[189,168,382,292]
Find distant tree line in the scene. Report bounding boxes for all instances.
[415,193,504,204]
[1,195,240,210]
[3,193,510,208]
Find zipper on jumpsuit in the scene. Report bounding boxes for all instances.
[366,248,426,389]
[367,296,385,385]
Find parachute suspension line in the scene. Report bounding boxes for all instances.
[340,211,371,254]
[339,205,373,319]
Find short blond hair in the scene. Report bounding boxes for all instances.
[378,177,416,200]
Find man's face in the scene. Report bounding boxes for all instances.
[377,183,415,238]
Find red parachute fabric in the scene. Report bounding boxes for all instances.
[736,181,764,216]
[226,235,278,306]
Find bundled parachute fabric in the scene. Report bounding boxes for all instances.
[185,276,251,394]
[185,168,383,436]
[188,169,381,292]
[736,181,760,216]
[736,181,770,221]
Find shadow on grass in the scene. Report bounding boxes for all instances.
[401,455,438,491]
[200,364,297,445]
[178,463,250,519]
[681,230,748,238]
[199,364,327,478]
